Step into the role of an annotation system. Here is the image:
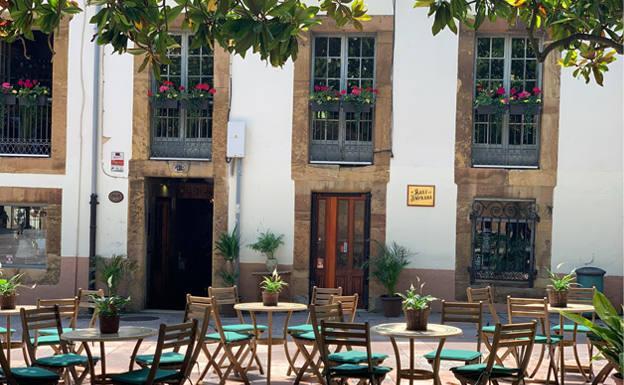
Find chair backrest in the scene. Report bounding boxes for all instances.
[484,322,537,381]
[309,302,345,332]
[307,286,343,323]
[507,296,549,335]
[181,297,212,353]
[21,305,68,363]
[144,321,199,385]
[208,286,244,322]
[317,321,374,377]
[37,297,79,329]
[77,288,105,328]
[441,301,483,351]
[568,287,595,305]
[330,294,359,323]
[467,286,500,324]
[0,339,19,385]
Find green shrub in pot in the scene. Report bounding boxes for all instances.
[368,242,411,317]
[250,230,284,272]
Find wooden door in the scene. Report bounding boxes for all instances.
[311,193,370,307]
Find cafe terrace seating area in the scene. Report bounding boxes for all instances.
[0,285,619,385]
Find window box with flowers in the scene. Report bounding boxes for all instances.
[149,81,181,109]
[0,83,17,105]
[309,85,341,112]
[474,85,507,114]
[179,83,216,110]
[508,87,542,115]
[341,86,377,113]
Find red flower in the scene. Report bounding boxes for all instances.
[208,88,216,95]
[496,86,506,96]
[372,89,379,95]
[159,85,169,93]
[351,87,361,96]
[518,90,531,99]
[163,80,174,86]
[147,90,153,97]
[532,87,541,95]
[17,79,23,87]
[340,89,347,95]
[510,87,517,96]
[195,83,211,91]
[178,86,185,91]
[314,85,320,92]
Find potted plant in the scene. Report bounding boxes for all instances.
[0,82,16,105]
[260,269,288,306]
[509,86,542,114]
[562,291,623,383]
[16,79,49,106]
[397,277,437,331]
[368,242,411,317]
[341,86,378,113]
[249,230,284,272]
[547,263,578,307]
[309,85,340,111]
[474,84,507,114]
[149,80,182,108]
[216,227,240,316]
[182,82,216,110]
[92,255,134,334]
[0,273,24,309]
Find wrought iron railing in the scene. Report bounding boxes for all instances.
[150,101,212,159]
[310,109,374,164]
[469,200,539,286]
[0,98,52,156]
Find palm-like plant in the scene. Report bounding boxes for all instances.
[216,227,240,286]
[249,230,284,259]
[369,242,411,296]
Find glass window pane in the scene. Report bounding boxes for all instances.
[525,60,537,79]
[361,58,374,78]
[491,38,505,57]
[328,37,341,57]
[327,58,341,78]
[491,59,504,79]
[314,58,327,79]
[477,38,490,58]
[315,37,327,56]
[512,38,525,58]
[348,37,361,57]
[348,59,360,78]
[362,38,375,56]
[476,59,490,79]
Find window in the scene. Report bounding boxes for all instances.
[151,34,213,159]
[0,32,53,157]
[472,36,541,168]
[0,205,49,268]
[470,200,539,286]
[310,35,375,164]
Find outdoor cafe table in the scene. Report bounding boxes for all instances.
[372,323,462,385]
[0,305,36,363]
[234,301,307,385]
[61,326,158,384]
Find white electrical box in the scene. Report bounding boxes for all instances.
[227,121,246,158]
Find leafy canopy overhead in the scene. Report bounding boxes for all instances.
[414,0,623,85]
[0,0,369,75]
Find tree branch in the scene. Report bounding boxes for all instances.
[541,33,623,58]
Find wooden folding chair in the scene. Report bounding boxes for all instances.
[507,296,561,384]
[330,293,359,323]
[0,335,60,385]
[424,301,483,368]
[110,320,199,385]
[77,288,104,328]
[451,321,537,385]
[33,298,79,354]
[21,305,93,385]
[467,286,501,356]
[316,321,392,385]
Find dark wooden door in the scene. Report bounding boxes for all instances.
[311,193,370,307]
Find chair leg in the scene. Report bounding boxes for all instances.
[529,344,546,378]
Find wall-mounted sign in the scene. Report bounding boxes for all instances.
[108,191,124,203]
[111,152,124,173]
[407,185,435,207]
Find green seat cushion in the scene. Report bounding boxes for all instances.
[294,331,317,341]
[287,324,315,334]
[110,368,179,385]
[0,327,15,334]
[329,350,388,364]
[135,352,185,366]
[424,349,481,362]
[38,327,73,336]
[329,363,392,375]
[31,335,61,346]
[482,325,496,333]
[35,353,89,367]
[533,334,563,344]
[10,367,60,382]
[452,363,519,378]
[552,324,590,333]
[221,324,268,333]
[205,331,252,343]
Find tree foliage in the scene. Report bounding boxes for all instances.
[414,0,623,85]
[0,0,369,75]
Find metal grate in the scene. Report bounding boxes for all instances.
[0,100,52,156]
[469,200,539,286]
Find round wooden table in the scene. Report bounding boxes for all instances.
[0,305,36,362]
[548,303,595,385]
[234,302,307,385]
[61,326,158,385]
[372,323,462,385]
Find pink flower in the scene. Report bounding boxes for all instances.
[159,85,169,93]
[518,90,531,99]
[510,87,517,96]
[314,85,320,92]
[163,80,174,87]
[195,83,211,91]
[351,88,361,96]
[17,79,23,87]
[2,82,11,89]
[23,79,33,88]
[178,86,185,91]
[340,90,347,96]
[532,87,541,95]
[496,86,506,96]
[147,90,153,97]
[208,88,216,95]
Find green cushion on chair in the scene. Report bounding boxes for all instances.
[552,324,590,333]
[221,324,268,332]
[35,353,89,367]
[329,350,388,364]
[287,324,315,334]
[533,334,563,344]
[38,327,73,336]
[135,352,185,366]
[424,349,481,362]
[294,331,317,341]
[0,327,15,334]
[329,363,392,375]
[205,331,252,343]
[10,367,60,382]
[481,325,496,333]
[110,368,179,385]
[452,363,519,378]
[31,335,61,346]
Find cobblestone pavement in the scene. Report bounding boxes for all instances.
[3,310,616,384]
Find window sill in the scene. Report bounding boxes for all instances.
[309,161,373,166]
[472,164,539,170]
[149,157,212,162]
[0,154,51,158]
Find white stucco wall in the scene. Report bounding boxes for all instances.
[385,1,458,270]
[552,62,624,276]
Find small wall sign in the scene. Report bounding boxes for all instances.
[108,191,124,203]
[111,152,124,173]
[407,185,435,207]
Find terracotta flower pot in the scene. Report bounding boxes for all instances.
[405,308,430,331]
[99,314,120,334]
[548,287,568,307]
[262,291,279,307]
[380,295,403,317]
[0,293,16,310]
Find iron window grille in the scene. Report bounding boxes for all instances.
[150,33,213,160]
[473,36,542,168]
[310,35,375,164]
[469,199,539,286]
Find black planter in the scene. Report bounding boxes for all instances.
[380,295,403,317]
[474,104,503,114]
[342,102,372,113]
[310,101,340,112]
[37,95,49,106]
[509,103,541,115]
[18,95,47,107]
[152,99,179,109]
[180,98,211,110]
[1,94,16,105]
